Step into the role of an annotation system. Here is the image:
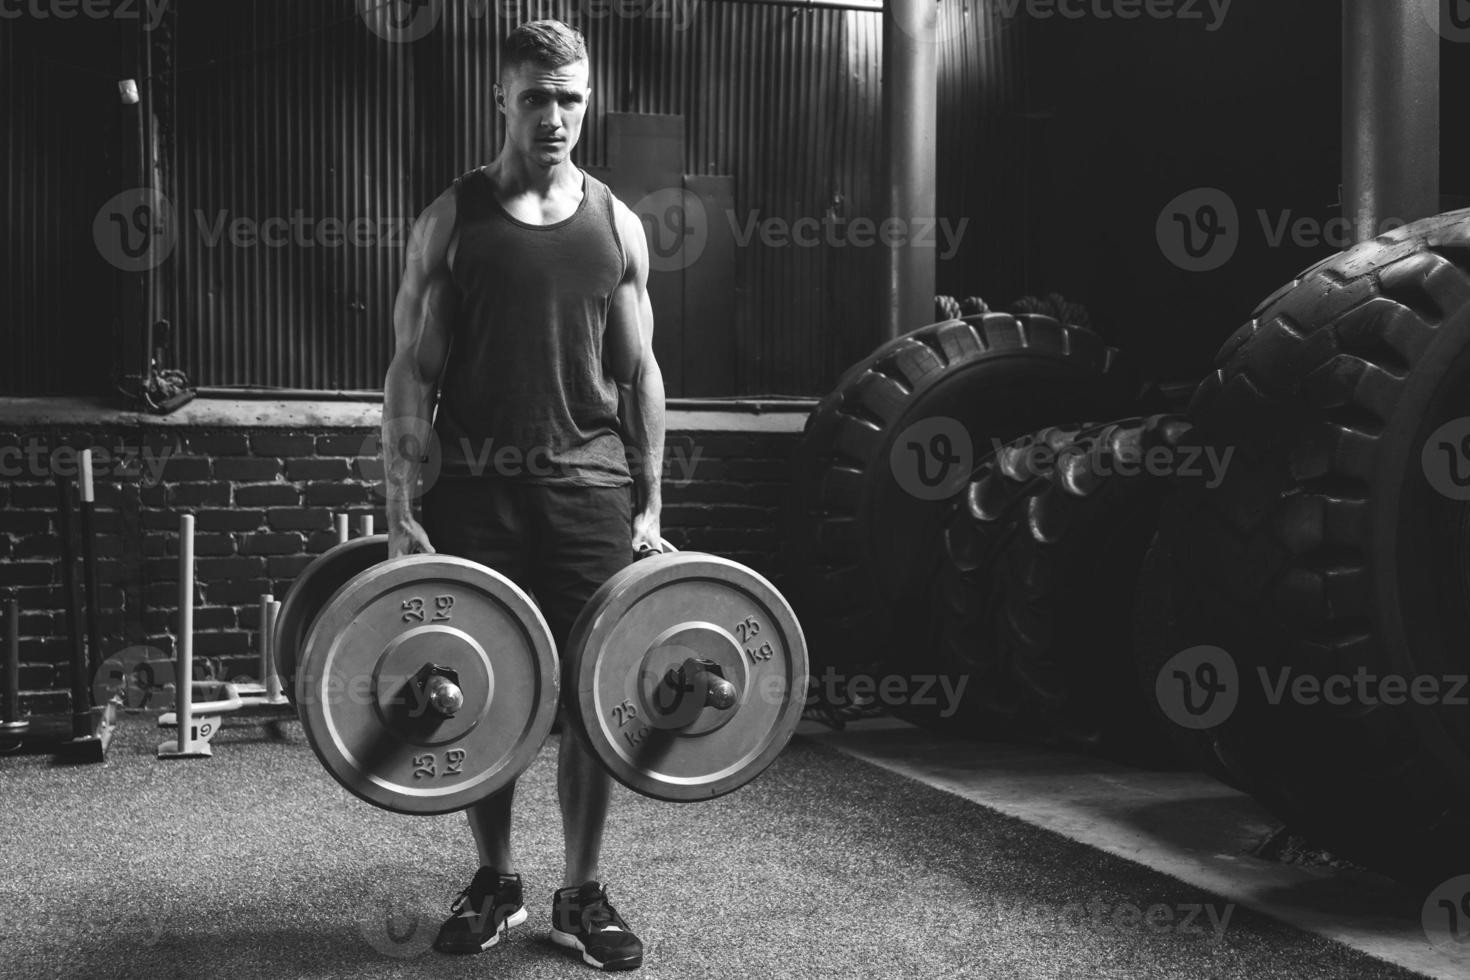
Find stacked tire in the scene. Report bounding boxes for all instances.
[789,212,1470,879]
[928,415,1200,763]
[783,311,1137,675]
[1142,210,1470,879]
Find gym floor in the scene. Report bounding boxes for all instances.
[0,715,1445,980]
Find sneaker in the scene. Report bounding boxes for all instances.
[434,867,528,954]
[550,881,644,971]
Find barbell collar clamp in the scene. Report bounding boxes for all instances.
[413,663,464,718]
[658,657,738,717]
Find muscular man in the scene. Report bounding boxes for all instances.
[381,20,664,973]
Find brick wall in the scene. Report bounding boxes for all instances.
[0,400,806,718]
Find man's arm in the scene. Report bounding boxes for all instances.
[606,200,665,550]
[382,188,457,557]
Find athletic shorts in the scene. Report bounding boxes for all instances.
[419,474,635,684]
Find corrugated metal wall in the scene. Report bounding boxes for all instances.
[935,0,1039,307]
[4,1,1036,397]
[167,1,897,395]
[0,18,121,396]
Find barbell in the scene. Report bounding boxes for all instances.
[273,536,809,814]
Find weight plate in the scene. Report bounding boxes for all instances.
[570,553,808,802]
[273,535,388,694]
[296,554,558,815]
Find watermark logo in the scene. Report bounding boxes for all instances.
[497,0,700,30]
[1157,188,1238,273]
[979,895,1235,941]
[1420,0,1470,43]
[1155,645,1238,729]
[0,437,173,487]
[888,0,965,46]
[807,667,971,718]
[1257,666,1467,708]
[94,645,176,711]
[360,418,443,502]
[359,423,706,491]
[911,0,1235,46]
[0,0,170,28]
[987,434,1233,490]
[1423,418,1470,501]
[357,0,442,43]
[633,188,709,274]
[193,210,414,250]
[728,212,969,260]
[891,416,973,501]
[94,188,177,272]
[357,863,441,959]
[1159,187,1410,271]
[1424,875,1470,956]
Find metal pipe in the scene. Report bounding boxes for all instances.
[264,599,284,703]
[56,475,90,740]
[79,451,103,684]
[174,513,194,754]
[883,0,939,338]
[1343,0,1440,242]
[193,386,816,413]
[2,591,25,732]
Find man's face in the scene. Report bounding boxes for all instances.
[497,59,591,167]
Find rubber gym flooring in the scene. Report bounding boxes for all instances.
[0,718,1427,980]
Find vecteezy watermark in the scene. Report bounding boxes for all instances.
[94,188,178,273]
[985,433,1234,490]
[1157,187,1409,272]
[358,419,708,501]
[891,417,974,502]
[94,645,176,711]
[629,188,971,273]
[634,188,710,274]
[494,0,699,30]
[1257,666,1468,709]
[356,0,442,43]
[729,213,969,262]
[0,437,174,487]
[0,0,170,28]
[1424,875,1470,957]
[806,667,971,718]
[979,894,1235,941]
[1156,188,1239,273]
[1156,645,1238,729]
[1422,417,1470,501]
[357,863,442,959]
[357,0,697,43]
[1419,0,1470,44]
[894,0,1234,46]
[192,211,416,250]
[1155,645,1469,730]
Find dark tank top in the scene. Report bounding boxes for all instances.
[433,167,632,487]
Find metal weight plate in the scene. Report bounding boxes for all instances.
[296,555,558,815]
[570,553,809,802]
[273,535,388,694]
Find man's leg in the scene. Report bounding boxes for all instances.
[557,711,612,886]
[533,484,644,970]
[467,783,517,871]
[421,474,535,955]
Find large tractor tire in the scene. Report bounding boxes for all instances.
[1150,209,1470,879]
[925,416,1197,762]
[785,313,1134,671]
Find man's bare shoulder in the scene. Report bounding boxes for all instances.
[607,194,648,282]
[407,185,461,268]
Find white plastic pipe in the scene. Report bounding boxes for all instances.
[175,514,194,752]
